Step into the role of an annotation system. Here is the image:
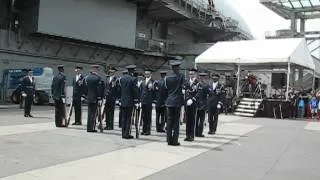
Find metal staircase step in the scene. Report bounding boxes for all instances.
[237,104,260,109]
[242,98,263,102]
[239,101,261,106]
[235,108,257,113]
[234,112,255,117]
[234,98,264,117]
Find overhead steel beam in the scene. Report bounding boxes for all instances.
[306,37,320,40]
[293,5,320,13]
[300,13,320,19]
[307,39,316,45]
[260,1,320,19]
[310,45,320,53]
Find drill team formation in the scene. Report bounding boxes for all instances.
[23,60,226,146]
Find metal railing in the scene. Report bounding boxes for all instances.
[175,0,251,38]
[135,38,167,53]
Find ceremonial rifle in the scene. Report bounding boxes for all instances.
[65,98,73,127]
[96,100,104,133]
[135,105,141,138]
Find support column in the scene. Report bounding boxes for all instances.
[290,13,297,33]
[286,59,291,101]
[236,63,241,97]
[312,70,316,91]
[298,68,303,79]
[290,67,295,86]
[300,19,305,33]
[158,22,168,39]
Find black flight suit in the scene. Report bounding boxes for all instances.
[119,74,139,138]
[104,75,118,130]
[184,78,199,140]
[140,78,156,135]
[164,72,185,145]
[84,72,104,132]
[51,72,66,127]
[72,74,84,125]
[21,75,35,117]
[207,82,225,134]
[155,79,167,132]
[195,81,210,137]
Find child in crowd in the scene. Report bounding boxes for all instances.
[310,95,318,120]
[297,95,305,119]
[306,92,313,119]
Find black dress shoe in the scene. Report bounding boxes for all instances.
[184,137,190,141]
[88,130,97,133]
[28,114,34,118]
[103,127,113,130]
[199,134,205,137]
[159,130,166,133]
[171,142,180,146]
[24,115,28,117]
[208,131,215,135]
[123,135,134,139]
[72,122,77,125]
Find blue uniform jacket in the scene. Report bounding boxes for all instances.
[119,74,139,107]
[164,72,185,107]
[140,78,156,105]
[84,73,104,104]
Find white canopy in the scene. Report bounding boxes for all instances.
[195,38,315,70]
[313,56,320,78]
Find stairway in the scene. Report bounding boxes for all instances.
[234,98,263,117]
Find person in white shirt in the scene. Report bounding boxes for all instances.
[72,66,84,125]
[104,67,118,130]
[184,68,199,141]
[140,69,156,135]
[207,73,225,134]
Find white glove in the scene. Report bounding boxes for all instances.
[99,100,103,105]
[182,90,185,94]
[148,83,153,89]
[187,99,193,106]
[139,103,142,107]
[217,104,221,109]
[135,103,139,108]
[22,93,27,97]
[62,98,66,104]
[81,97,85,101]
[115,100,119,105]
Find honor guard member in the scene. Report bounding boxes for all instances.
[155,71,167,133]
[117,70,129,128]
[51,65,67,127]
[85,65,104,133]
[119,65,139,139]
[72,66,85,125]
[184,68,199,141]
[164,60,185,146]
[21,69,35,117]
[140,69,156,135]
[207,73,225,134]
[195,72,210,137]
[104,67,118,130]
